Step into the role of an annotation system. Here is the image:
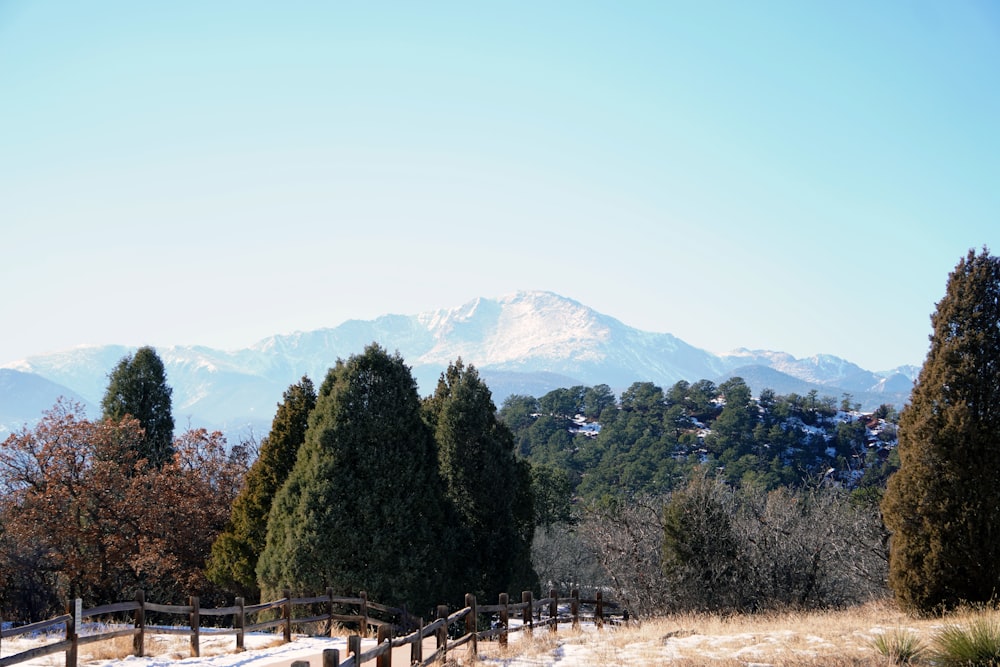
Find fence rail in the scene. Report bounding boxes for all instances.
[0,588,625,667]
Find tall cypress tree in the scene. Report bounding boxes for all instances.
[256,344,452,611]
[101,346,174,467]
[424,360,537,599]
[206,376,317,600]
[882,247,1000,612]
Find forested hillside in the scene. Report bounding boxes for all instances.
[502,378,900,616]
[500,377,900,502]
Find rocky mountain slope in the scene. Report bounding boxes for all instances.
[1,291,916,439]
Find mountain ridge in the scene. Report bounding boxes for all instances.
[1,290,915,438]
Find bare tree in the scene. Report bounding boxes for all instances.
[531,523,609,598]
[579,478,889,616]
[579,496,671,617]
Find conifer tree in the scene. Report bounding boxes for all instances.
[256,344,452,611]
[882,247,1000,612]
[206,376,316,599]
[101,346,175,467]
[424,360,536,599]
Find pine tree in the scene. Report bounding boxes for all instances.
[882,247,1000,612]
[424,360,536,599]
[256,344,452,611]
[206,376,316,600]
[101,346,175,467]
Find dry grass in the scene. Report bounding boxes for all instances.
[76,630,288,663]
[473,600,1000,666]
[82,634,136,662]
[475,625,566,662]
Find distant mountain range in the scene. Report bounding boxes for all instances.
[0,291,917,440]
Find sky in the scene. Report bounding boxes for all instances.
[1,1,998,372]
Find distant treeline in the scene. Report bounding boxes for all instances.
[499,377,900,502]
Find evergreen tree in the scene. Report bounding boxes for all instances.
[705,378,763,486]
[704,377,758,459]
[256,344,451,611]
[206,376,316,600]
[882,248,1000,612]
[423,360,536,599]
[101,346,174,467]
[582,384,617,420]
[662,473,741,610]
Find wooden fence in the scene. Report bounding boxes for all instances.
[0,588,624,667]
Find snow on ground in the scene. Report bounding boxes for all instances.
[1,629,346,667]
[3,617,896,666]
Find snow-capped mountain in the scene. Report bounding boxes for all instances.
[1,291,915,439]
[0,369,97,438]
[716,348,918,396]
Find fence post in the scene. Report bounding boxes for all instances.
[323,648,340,667]
[436,604,449,663]
[571,589,580,629]
[189,596,200,657]
[549,589,558,634]
[378,624,393,667]
[522,591,533,637]
[596,591,604,629]
[498,593,509,649]
[235,596,245,651]
[326,587,336,638]
[65,598,80,667]
[348,635,361,662]
[133,590,145,657]
[464,593,477,658]
[411,617,423,665]
[282,589,292,644]
[359,590,369,637]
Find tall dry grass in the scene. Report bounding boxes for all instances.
[473,599,1000,666]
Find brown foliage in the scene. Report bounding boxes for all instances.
[0,399,247,620]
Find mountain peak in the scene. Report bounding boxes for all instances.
[2,292,912,437]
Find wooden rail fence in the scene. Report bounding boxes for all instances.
[0,588,625,667]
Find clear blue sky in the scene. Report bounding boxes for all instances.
[1,1,997,372]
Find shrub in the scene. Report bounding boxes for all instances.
[870,628,926,665]
[932,617,1000,666]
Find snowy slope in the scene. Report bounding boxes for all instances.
[1,291,914,437]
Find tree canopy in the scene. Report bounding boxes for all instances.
[0,400,245,620]
[256,344,453,612]
[423,359,536,599]
[101,346,175,467]
[882,247,1000,613]
[207,376,317,600]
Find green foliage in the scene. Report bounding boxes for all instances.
[870,629,926,665]
[423,359,537,599]
[662,474,740,606]
[882,248,1000,613]
[582,384,616,420]
[101,346,175,467]
[501,374,901,505]
[704,378,758,471]
[256,344,452,612]
[499,394,540,452]
[932,617,1000,666]
[531,463,575,528]
[538,386,586,418]
[206,376,317,600]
